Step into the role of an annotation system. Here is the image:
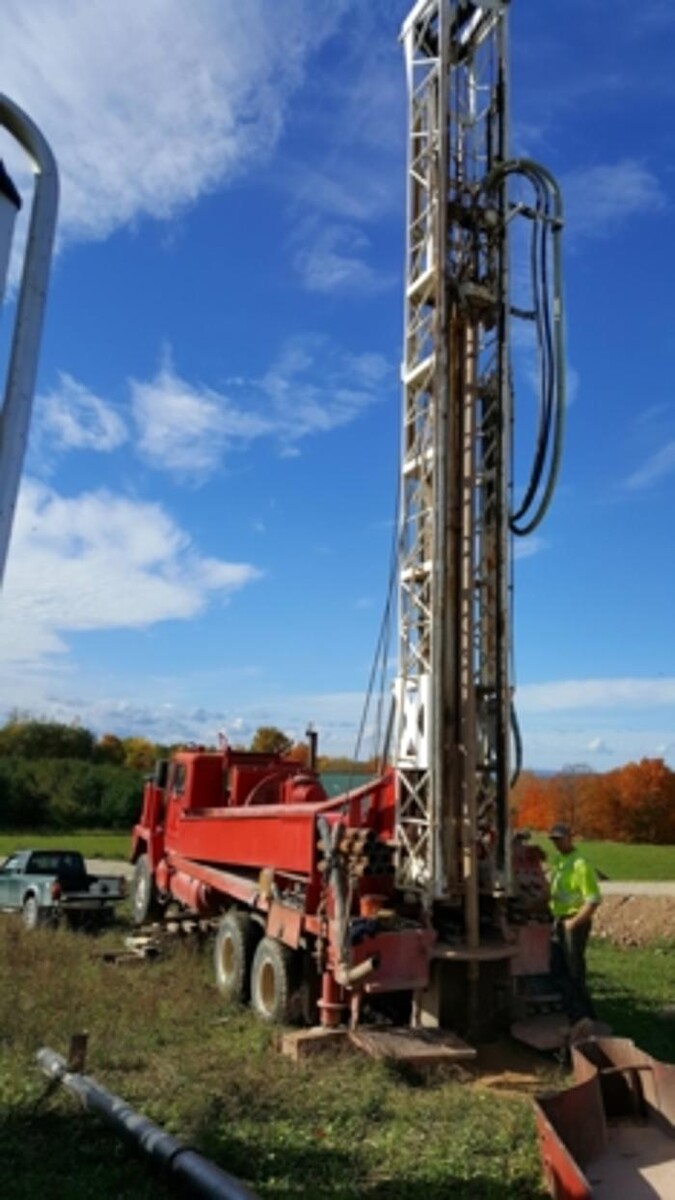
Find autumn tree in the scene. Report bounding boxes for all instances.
[122,736,157,773]
[511,771,553,831]
[95,733,126,765]
[547,765,593,831]
[250,726,292,755]
[610,758,675,844]
[285,742,310,766]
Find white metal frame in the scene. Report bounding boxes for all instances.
[395,2,511,915]
[0,95,59,586]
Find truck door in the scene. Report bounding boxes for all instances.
[0,854,24,908]
[165,762,187,849]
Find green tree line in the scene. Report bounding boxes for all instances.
[0,717,375,830]
[0,717,175,830]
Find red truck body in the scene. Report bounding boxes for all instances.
[131,746,550,1032]
[131,748,438,1025]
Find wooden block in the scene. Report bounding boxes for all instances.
[348,1026,476,1065]
[279,1027,350,1061]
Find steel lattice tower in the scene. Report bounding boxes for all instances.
[395,0,511,931]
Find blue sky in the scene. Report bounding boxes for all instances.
[0,0,674,770]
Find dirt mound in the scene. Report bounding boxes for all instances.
[593,895,675,947]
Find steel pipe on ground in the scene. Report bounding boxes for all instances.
[36,1048,259,1200]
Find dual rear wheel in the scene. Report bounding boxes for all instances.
[214,911,301,1023]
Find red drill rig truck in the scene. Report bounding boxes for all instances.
[131,741,550,1031]
[131,0,564,1041]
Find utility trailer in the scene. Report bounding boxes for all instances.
[131,744,552,1034]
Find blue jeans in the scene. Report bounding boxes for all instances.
[550,918,596,1023]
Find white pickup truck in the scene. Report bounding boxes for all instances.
[0,848,126,929]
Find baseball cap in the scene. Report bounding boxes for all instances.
[548,822,571,840]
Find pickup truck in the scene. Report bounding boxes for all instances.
[0,849,126,930]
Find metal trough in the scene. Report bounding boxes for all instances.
[535,1037,675,1198]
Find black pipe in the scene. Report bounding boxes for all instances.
[36,1048,259,1200]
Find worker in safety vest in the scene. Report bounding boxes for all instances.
[548,822,601,1036]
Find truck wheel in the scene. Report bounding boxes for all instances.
[131,854,159,926]
[22,895,40,931]
[214,910,259,1004]
[250,936,300,1024]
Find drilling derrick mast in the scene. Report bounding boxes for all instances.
[395,0,564,977]
[126,0,565,1049]
[397,0,511,918]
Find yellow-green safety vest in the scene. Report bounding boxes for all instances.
[549,850,601,918]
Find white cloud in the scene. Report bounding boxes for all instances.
[521,726,675,772]
[587,737,613,756]
[38,373,128,452]
[131,360,272,479]
[284,165,389,225]
[562,160,666,238]
[0,683,367,756]
[518,677,675,713]
[626,440,675,490]
[0,478,261,668]
[0,0,352,254]
[514,536,548,562]
[131,338,391,479]
[274,15,403,295]
[260,336,390,441]
[293,223,393,294]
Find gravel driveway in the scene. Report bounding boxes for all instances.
[87,858,133,881]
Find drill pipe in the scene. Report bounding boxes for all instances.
[36,1048,259,1200]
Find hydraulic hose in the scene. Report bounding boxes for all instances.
[485,157,566,537]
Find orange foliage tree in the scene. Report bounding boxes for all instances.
[511,758,675,844]
[606,758,675,844]
[511,771,554,831]
[285,742,310,766]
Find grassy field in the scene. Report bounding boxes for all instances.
[0,921,552,1200]
[2,829,674,881]
[0,831,131,860]
[534,836,675,881]
[588,939,675,1062]
[0,910,673,1200]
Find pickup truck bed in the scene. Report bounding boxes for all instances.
[0,849,126,929]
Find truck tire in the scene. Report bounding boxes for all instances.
[214,910,259,1004]
[131,854,160,926]
[250,936,300,1024]
[22,895,40,931]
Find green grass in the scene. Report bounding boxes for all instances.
[533,837,675,881]
[0,831,131,861]
[0,909,672,1198]
[589,938,675,1061]
[4,830,673,881]
[0,922,553,1200]
[0,825,671,1194]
